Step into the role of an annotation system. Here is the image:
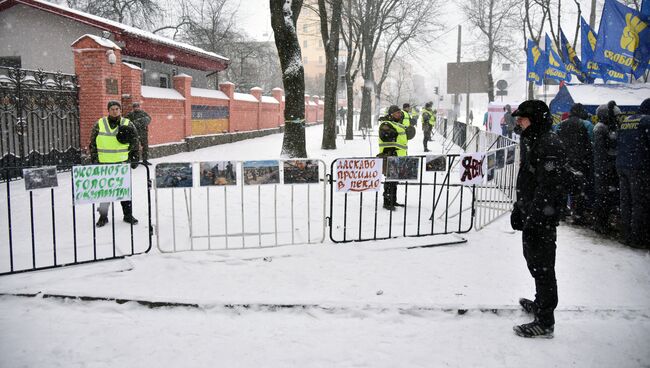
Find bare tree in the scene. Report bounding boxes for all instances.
[65,0,162,28]
[341,0,364,140]
[270,0,308,158]
[316,0,344,150]
[461,0,520,102]
[521,0,550,99]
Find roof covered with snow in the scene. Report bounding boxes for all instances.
[71,34,121,50]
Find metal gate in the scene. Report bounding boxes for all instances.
[328,155,475,243]
[0,164,153,276]
[0,67,81,179]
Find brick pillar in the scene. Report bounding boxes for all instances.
[173,73,193,138]
[272,88,284,127]
[219,82,235,131]
[250,87,262,130]
[121,63,142,115]
[72,35,123,152]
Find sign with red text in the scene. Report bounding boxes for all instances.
[459,152,487,186]
[335,158,383,192]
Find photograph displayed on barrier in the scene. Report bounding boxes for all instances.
[283,160,319,184]
[23,166,58,191]
[487,168,495,182]
[156,163,193,189]
[199,161,237,186]
[243,160,280,185]
[386,156,419,181]
[487,152,496,171]
[506,146,516,165]
[425,155,447,172]
[73,164,132,205]
[335,158,382,192]
[496,149,505,169]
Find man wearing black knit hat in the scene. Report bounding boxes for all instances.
[88,100,140,227]
[510,100,566,338]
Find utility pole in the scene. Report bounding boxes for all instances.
[454,25,462,122]
[589,0,596,29]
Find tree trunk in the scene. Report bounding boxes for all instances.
[270,0,307,158]
[319,0,343,150]
[345,74,355,140]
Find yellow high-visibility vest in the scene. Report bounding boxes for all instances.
[402,110,411,127]
[96,117,131,163]
[378,120,408,156]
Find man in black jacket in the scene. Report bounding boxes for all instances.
[593,101,621,235]
[510,100,566,338]
[556,103,593,225]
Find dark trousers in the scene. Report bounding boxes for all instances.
[618,169,650,247]
[522,227,558,327]
[594,172,619,232]
[383,181,397,207]
[98,201,132,218]
[137,126,149,161]
[423,129,432,150]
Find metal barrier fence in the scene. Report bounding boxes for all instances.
[0,163,153,276]
[328,155,475,243]
[435,118,519,230]
[155,160,327,252]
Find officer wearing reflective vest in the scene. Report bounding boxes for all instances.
[378,105,407,210]
[88,100,140,228]
[421,102,436,152]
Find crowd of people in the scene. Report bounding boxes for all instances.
[552,98,650,249]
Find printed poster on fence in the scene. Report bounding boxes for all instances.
[73,164,131,205]
[335,158,382,192]
[459,152,487,186]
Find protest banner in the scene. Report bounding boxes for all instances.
[335,158,383,192]
[72,164,131,205]
[459,152,486,186]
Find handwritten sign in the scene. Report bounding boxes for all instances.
[335,158,382,192]
[73,164,131,205]
[459,152,486,186]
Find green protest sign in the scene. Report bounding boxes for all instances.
[72,164,132,205]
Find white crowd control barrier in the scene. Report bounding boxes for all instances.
[154,160,327,252]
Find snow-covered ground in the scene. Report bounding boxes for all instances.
[1,124,649,367]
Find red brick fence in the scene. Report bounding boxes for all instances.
[72,34,324,158]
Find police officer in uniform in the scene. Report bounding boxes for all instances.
[378,105,408,210]
[89,100,140,227]
[421,102,436,152]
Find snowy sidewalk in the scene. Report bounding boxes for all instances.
[1,125,649,367]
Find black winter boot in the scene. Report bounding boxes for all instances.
[513,319,554,338]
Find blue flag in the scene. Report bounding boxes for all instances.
[581,16,628,82]
[544,34,568,81]
[526,39,546,85]
[642,0,650,18]
[594,0,650,79]
[560,29,588,82]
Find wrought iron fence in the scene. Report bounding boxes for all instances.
[0,67,81,180]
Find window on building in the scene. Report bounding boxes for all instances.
[502,63,511,71]
[303,24,309,32]
[0,56,21,68]
[159,73,170,88]
[303,40,308,48]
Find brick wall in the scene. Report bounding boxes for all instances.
[72,34,322,157]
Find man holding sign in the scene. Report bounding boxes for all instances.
[88,100,140,227]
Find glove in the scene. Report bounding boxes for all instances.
[131,162,139,169]
[510,203,524,231]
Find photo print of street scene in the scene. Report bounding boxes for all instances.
[425,155,447,172]
[283,160,319,184]
[155,163,193,188]
[199,161,237,186]
[23,166,58,190]
[242,160,280,185]
[386,156,419,181]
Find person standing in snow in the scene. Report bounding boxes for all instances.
[421,102,436,152]
[556,103,594,226]
[593,101,621,235]
[125,102,152,165]
[89,100,140,227]
[378,105,407,211]
[502,105,515,138]
[510,100,566,338]
[615,98,650,248]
